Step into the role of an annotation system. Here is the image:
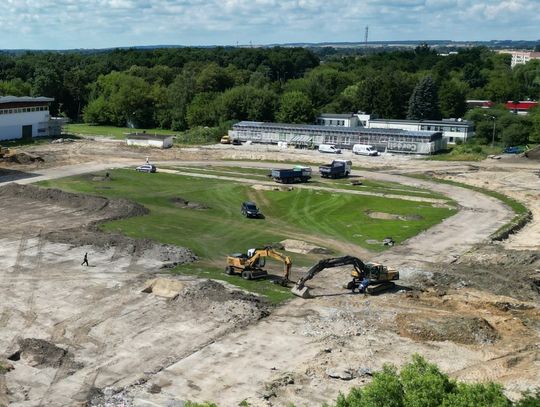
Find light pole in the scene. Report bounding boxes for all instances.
[484,115,496,147]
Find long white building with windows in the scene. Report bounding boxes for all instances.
[229,121,446,155]
[0,96,55,141]
[319,113,474,144]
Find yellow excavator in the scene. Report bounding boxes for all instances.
[291,255,399,299]
[225,246,292,283]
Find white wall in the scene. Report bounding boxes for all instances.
[126,137,173,149]
[0,110,50,141]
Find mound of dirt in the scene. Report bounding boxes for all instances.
[396,314,499,345]
[252,184,293,192]
[45,228,197,267]
[524,145,540,160]
[142,278,186,298]
[176,280,270,323]
[171,197,209,210]
[365,210,423,221]
[4,152,45,164]
[280,239,332,254]
[9,338,82,372]
[0,183,148,220]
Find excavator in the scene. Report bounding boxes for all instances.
[225,246,292,283]
[291,255,399,299]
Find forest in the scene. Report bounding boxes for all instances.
[1,45,539,146]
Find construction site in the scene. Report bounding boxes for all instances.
[0,138,539,407]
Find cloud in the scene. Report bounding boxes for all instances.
[0,0,538,49]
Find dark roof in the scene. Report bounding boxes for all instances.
[0,96,54,104]
[126,133,174,140]
[233,121,439,138]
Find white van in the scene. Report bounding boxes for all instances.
[353,144,379,156]
[318,144,341,154]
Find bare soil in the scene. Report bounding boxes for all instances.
[0,139,539,406]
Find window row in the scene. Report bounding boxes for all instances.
[0,106,48,115]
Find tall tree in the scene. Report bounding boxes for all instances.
[407,76,442,120]
[277,91,315,124]
[439,79,468,118]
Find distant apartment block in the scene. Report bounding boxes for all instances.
[498,50,540,68]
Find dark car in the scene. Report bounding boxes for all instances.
[241,201,262,218]
[136,164,157,173]
[503,146,524,154]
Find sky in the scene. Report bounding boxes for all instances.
[0,0,539,50]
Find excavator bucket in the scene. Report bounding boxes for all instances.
[291,284,312,299]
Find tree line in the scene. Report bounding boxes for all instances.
[1,45,539,145]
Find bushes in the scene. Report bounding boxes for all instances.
[332,355,537,407]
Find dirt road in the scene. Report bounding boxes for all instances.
[0,140,538,406]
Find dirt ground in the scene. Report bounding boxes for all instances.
[0,139,539,406]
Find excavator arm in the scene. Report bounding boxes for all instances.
[295,256,365,290]
[246,247,292,281]
[292,255,399,299]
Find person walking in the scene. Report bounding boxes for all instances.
[81,252,89,266]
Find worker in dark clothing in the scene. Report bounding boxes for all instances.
[81,253,89,266]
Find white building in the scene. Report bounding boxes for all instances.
[126,133,174,149]
[0,96,54,141]
[318,113,474,144]
[498,50,540,68]
[317,113,359,128]
[229,121,447,155]
[365,116,474,144]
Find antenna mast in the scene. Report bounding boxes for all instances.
[364,26,369,47]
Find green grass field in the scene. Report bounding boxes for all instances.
[38,168,457,302]
[165,165,450,200]
[64,123,177,139]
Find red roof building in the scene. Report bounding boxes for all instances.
[505,101,538,115]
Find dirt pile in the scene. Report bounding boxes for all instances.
[142,278,186,298]
[365,210,423,221]
[176,280,270,324]
[0,183,149,220]
[170,197,209,210]
[416,246,540,301]
[8,338,82,372]
[396,314,499,344]
[280,239,332,254]
[45,228,197,267]
[3,152,45,164]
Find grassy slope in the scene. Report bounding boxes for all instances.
[39,169,456,302]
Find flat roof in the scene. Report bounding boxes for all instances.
[370,118,473,126]
[233,121,440,138]
[319,113,356,119]
[0,96,54,104]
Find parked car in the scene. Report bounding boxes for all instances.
[353,144,379,156]
[318,144,341,154]
[136,164,157,173]
[241,201,262,218]
[503,146,525,154]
